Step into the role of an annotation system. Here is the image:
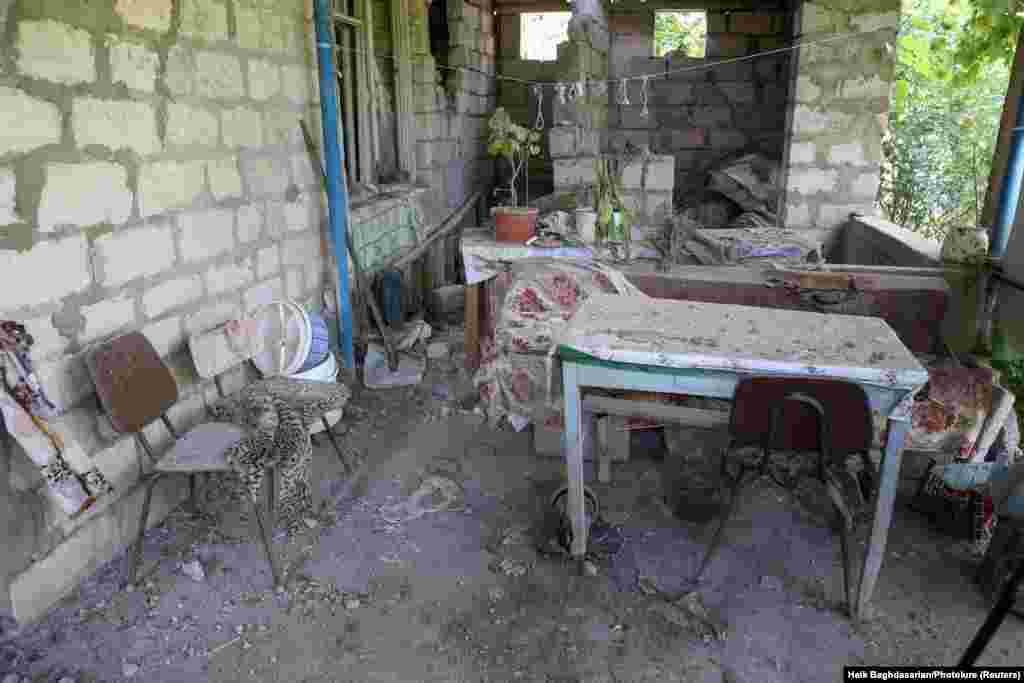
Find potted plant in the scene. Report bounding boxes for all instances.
[487,107,542,243]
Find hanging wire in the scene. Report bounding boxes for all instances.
[617,78,630,106]
[640,75,650,117]
[533,84,545,128]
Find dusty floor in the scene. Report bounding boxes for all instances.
[2,349,1023,683]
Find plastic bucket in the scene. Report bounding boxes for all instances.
[295,308,330,374]
[252,300,308,377]
[290,349,337,382]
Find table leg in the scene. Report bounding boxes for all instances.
[562,362,589,560]
[855,415,910,619]
[464,283,480,371]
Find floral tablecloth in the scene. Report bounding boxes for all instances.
[471,258,646,430]
[460,228,594,286]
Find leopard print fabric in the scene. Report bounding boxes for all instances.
[209,378,351,534]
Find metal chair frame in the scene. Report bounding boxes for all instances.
[693,379,877,617]
[86,332,281,589]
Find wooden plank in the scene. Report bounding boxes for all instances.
[464,282,480,366]
[338,25,358,184]
[390,0,416,178]
[363,0,381,181]
[582,396,730,430]
[355,16,374,184]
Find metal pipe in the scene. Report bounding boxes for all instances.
[313,0,355,369]
[991,93,1024,259]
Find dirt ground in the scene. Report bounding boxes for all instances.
[2,346,1023,683]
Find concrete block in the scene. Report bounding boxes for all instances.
[284,194,320,232]
[36,353,93,413]
[206,157,243,200]
[236,203,264,243]
[281,64,313,104]
[256,245,281,279]
[142,315,185,357]
[21,314,68,361]
[730,12,776,35]
[195,50,244,99]
[851,172,880,199]
[645,156,675,192]
[691,106,732,128]
[851,12,900,34]
[263,108,300,147]
[73,97,160,156]
[180,0,229,40]
[185,299,241,336]
[795,75,822,104]
[553,158,596,189]
[248,58,281,100]
[164,46,195,96]
[244,277,284,312]
[792,105,851,135]
[710,128,747,150]
[786,201,813,228]
[9,475,187,624]
[90,434,142,496]
[621,160,643,190]
[94,222,175,286]
[234,3,264,50]
[0,168,17,225]
[80,294,136,344]
[789,141,816,165]
[817,203,866,228]
[38,162,131,232]
[290,152,318,189]
[788,168,838,195]
[166,102,219,148]
[221,106,264,148]
[107,38,158,93]
[142,274,204,318]
[281,234,320,267]
[284,267,304,299]
[178,208,235,263]
[719,82,756,104]
[205,258,254,296]
[827,142,867,166]
[115,0,173,32]
[0,87,61,156]
[0,236,88,310]
[241,156,289,196]
[137,160,206,217]
[660,83,694,106]
[16,20,95,85]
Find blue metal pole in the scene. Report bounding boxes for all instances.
[313,0,354,369]
[991,92,1024,259]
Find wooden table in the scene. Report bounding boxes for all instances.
[558,294,930,620]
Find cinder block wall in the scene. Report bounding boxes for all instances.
[0,0,330,623]
[0,0,497,624]
[607,3,792,202]
[780,0,899,243]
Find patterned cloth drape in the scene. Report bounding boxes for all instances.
[0,321,113,517]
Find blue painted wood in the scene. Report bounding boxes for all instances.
[313,0,354,369]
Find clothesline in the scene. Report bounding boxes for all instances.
[320,23,895,88]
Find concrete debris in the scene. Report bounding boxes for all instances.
[379,476,464,523]
[495,557,529,577]
[649,592,728,643]
[303,517,319,529]
[344,598,362,610]
[427,341,450,360]
[122,662,140,677]
[583,560,599,577]
[760,575,784,591]
[180,560,205,582]
[3,674,20,683]
[58,678,76,683]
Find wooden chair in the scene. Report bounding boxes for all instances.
[85,332,281,588]
[694,377,877,616]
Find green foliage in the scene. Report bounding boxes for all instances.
[880,0,1010,240]
[954,0,1024,85]
[654,12,707,58]
[487,107,542,207]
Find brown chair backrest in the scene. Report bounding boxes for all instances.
[730,377,874,456]
[86,332,179,434]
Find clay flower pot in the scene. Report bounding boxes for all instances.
[494,206,539,243]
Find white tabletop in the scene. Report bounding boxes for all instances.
[558,294,929,390]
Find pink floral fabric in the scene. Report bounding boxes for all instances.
[473,259,645,428]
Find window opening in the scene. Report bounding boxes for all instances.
[654,11,706,58]
[520,12,571,62]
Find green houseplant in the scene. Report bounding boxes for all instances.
[488,107,542,242]
[592,156,633,258]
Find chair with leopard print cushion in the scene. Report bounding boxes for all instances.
[85,332,282,589]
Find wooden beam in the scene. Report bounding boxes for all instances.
[364,0,381,182]
[581,396,730,431]
[390,0,417,178]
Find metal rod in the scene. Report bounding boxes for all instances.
[991,92,1024,259]
[958,558,1024,666]
[314,0,356,369]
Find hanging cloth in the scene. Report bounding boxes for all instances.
[0,321,113,517]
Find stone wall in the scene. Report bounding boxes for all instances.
[0,0,496,624]
[779,0,899,242]
[607,3,792,202]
